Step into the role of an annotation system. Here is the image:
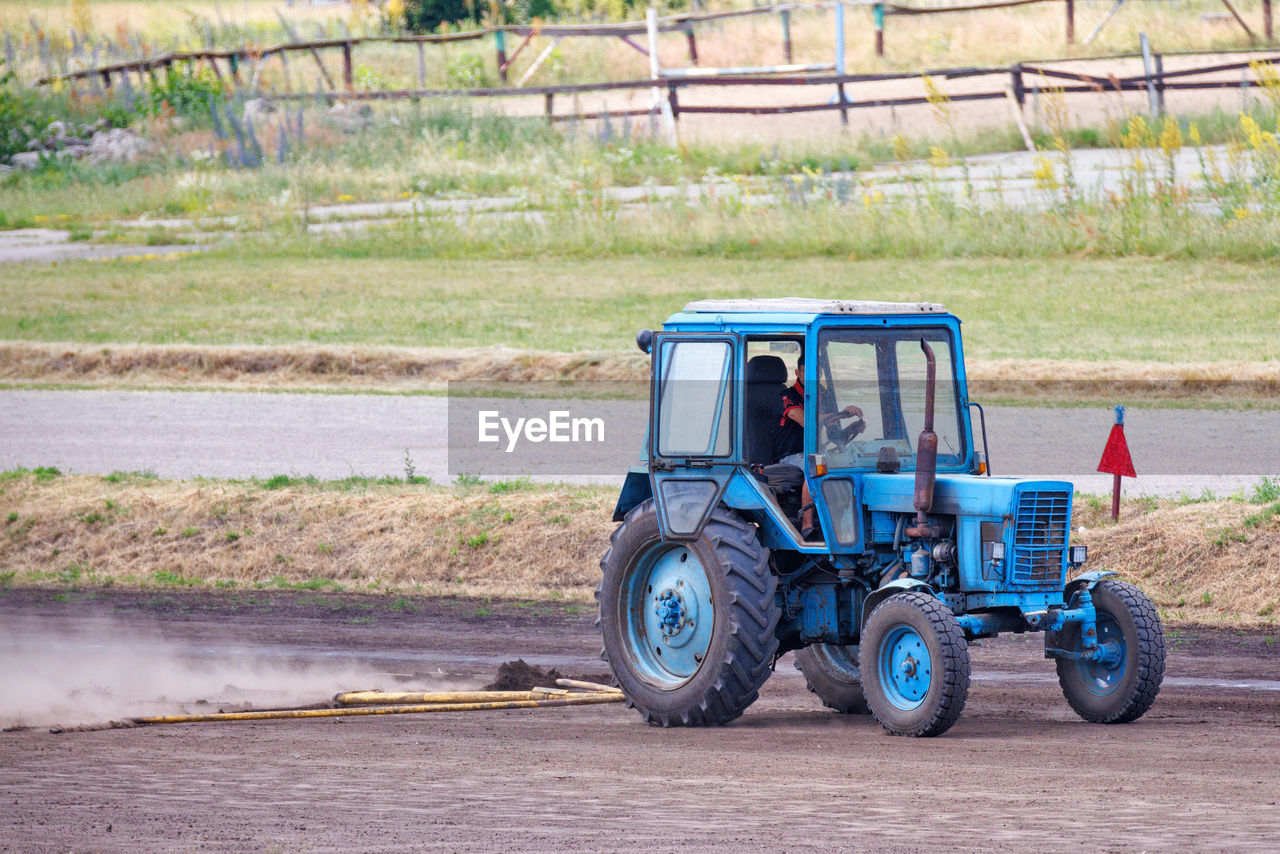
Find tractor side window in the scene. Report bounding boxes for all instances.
[656,340,733,457]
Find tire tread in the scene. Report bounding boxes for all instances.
[863,591,971,737]
[1057,579,1165,724]
[597,501,779,727]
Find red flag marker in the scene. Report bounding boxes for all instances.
[1097,405,1136,520]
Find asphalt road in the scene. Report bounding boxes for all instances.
[1,390,1277,496]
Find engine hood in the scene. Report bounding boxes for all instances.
[861,474,1074,518]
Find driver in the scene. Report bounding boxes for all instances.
[773,353,863,540]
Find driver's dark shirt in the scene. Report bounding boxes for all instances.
[770,380,804,463]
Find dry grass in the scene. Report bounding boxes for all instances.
[3,472,1278,624]
[0,341,648,392]
[0,472,616,601]
[3,341,1278,404]
[1077,496,1280,626]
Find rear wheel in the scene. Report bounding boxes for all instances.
[597,500,780,727]
[1056,580,1165,724]
[861,592,970,737]
[794,644,871,714]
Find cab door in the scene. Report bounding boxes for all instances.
[647,333,739,542]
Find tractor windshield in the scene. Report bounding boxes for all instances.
[816,327,966,470]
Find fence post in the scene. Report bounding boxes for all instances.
[1010,62,1025,107]
[1065,0,1075,44]
[781,9,792,64]
[1154,53,1165,114]
[1266,0,1274,42]
[1139,32,1158,117]
[647,6,677,143]
[835,2,847,73]
[416,41,426,88]
[873,3,885,58]
[495,30,508,84]
[342,41,353,91]
[685,27,698,65]
[668,83,680,121]
[647,6,661,80]
[544,92,554,123]
[837,81,849,127]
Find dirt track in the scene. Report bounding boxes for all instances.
[2,589,1278,852]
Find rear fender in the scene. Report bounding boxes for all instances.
[612,467,653,522]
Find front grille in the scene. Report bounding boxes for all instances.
[1010,491,1070,586]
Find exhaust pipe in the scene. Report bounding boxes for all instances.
[906,339,943,539]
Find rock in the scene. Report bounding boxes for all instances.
[55,144,90,160]
[45,120,69,137]
[11,151,45,170]
[329,102,372,132]
[243,98,278,125]
[86,128,154,165]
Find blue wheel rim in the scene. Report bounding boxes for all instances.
[877,625,932,710]
[1075,613,1127,696]
[620,543,714,689]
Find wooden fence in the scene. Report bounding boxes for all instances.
[32,0,1280,95]
[238,50,1280,134]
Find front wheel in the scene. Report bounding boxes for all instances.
[596,500,780,727]
[1056,579,1165,724]
[861,592,971,737]
[794,644,871,715]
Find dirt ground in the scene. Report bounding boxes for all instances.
[1,588,1278,852]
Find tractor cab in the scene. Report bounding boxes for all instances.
[600,298,1165,736]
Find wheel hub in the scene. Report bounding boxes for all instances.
[655,589,684,633]
[878,625,933,710]
[653,581,699,648]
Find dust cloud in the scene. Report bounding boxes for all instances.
[0,615,415,728]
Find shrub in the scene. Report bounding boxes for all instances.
[0,58,33,160]
[404,0,477,33]
[140,63,225,122]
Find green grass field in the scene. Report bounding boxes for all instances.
[5,253,1277,364]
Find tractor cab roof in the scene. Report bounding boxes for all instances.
[682,298,947,316]
[665,298,952,330]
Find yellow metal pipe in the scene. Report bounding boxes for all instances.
[335,690,553,705]
[135,693,623,725]
[554,678,620,693]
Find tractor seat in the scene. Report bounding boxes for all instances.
[744,355,789,468]
[759,463,804,493]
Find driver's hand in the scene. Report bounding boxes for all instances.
[824,405,863,423]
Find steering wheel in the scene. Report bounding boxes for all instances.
[821,411,866,454]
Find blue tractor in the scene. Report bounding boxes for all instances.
[598,298,1165,736]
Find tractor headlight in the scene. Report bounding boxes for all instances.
[1069,545,1087,566]
[990,542,1006,564]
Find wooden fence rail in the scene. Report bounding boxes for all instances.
[246,50,1280,132]
[35,0,1277,93]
